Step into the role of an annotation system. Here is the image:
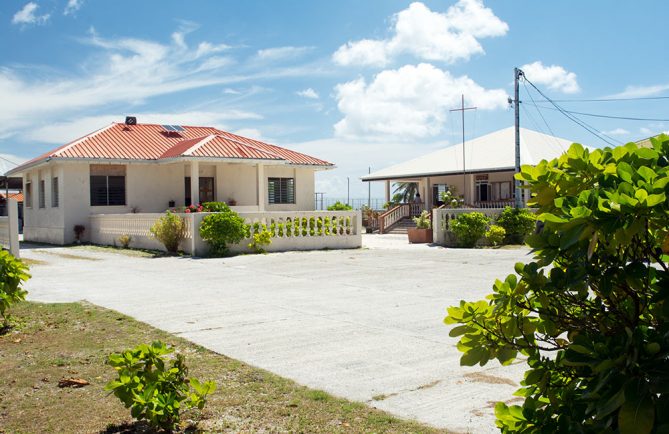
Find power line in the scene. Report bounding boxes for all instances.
[522,76,622,146]
[522,80,561,146]
[535,95,669,103]
[532,105,669,122]
[0,155,20,167]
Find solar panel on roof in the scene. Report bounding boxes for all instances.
[162,124,176,132]
[171,125,185,132]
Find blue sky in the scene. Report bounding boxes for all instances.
[2,0,668,198]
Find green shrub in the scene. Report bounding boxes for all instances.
[412,210,431,229]
[0,251,30,329]
[105,341,216,431]
[445,137,669,433]
[327,201,353,211]
[249,229,272,253]
[495,206,535,244]
[201,201,230,213]
[449,212,489,247]
[199,209,248,256]
[150,211,186,253]
[485,225,506,246]
[118,234,132,249]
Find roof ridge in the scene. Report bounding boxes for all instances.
[182,135,218,156]
[215,131,286,160]
[53,123,117,158]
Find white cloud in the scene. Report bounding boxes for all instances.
[520,61,580,94]
[12,2,50,26]
[602,128,629,136]
[64,0,83,16]
[233,128,264,140]
[333,1,508,67]
[297,88,319,99]
[0,153,27,174]
[333,63,507,140]
[223,88,241,95]
[23,111,262,145]
[640,127,653,136]
[0,28,320,142]
[256,46,312,61]
[610,83,669,98]
[195,41,231,58]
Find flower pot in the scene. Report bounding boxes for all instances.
[407,228,433,244]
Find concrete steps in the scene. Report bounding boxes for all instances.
[384,217,416,234]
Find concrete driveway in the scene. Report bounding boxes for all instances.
[22,235,531,433]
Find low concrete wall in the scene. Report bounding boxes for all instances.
[432,208,503,247]
[0,199,20,257]
[89,210,362,256]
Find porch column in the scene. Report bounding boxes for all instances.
[425,176,432,209]
[257,163,265,211]
[190,160,199,205]
[384,180,391,203]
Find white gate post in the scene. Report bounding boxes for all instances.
[8,199,19,258]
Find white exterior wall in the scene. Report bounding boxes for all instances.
[265,166,315,211]
[22,160,321,245]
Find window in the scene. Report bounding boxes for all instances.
[90,165,126,206]
[52,177,59,207]
[25,181,32,208]
[184,177,215,206]
[38,180,45,208]
[268,177,295,204]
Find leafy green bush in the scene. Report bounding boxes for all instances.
[495,206,535,244]
[248,229,272,253]
[445,137,669,433]
[150,211,186,253]
[118,234,132,249]
[485,225,506,246]
[412,210,431,229]
[327,201,353,211]
[449,212,489,247]
[201,201,230,212]
[199,208,248,256]
[105,341,216,431]
[0,251,30,329]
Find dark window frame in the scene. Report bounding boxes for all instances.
[90,175,126,206]
[38,180,45,208]
[52,177,59,207]
[268,177,295,204]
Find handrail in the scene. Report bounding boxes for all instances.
[378,204,411,234]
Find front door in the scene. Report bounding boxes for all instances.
[184,177,215,205]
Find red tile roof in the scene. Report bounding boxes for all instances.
[11,123,333,173]
[0,192,23,202]
[159,135,284,161]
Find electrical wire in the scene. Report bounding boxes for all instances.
[531,105,669,122]
[522,75,622,146]
[534,95,669,103]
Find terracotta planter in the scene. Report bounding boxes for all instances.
[408,228,433,244]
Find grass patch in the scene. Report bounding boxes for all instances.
[21,258,48,266]
[70,244,168,258]
[0,302,447,433]
[32,250,101,261]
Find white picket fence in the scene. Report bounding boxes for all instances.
[0,199,20,257]
[90,210,362,256]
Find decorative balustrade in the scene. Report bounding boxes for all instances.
[0,217,9,248]
[89,210,361,255]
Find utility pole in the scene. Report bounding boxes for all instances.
[347,177,350,206]
[450,95,477,205]
[513,68,523,209]
[367,167,371,208]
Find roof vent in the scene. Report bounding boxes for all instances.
[125,116,137,125]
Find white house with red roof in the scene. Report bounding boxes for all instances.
[7,117,334,244]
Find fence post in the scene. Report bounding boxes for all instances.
[8,199,19,258]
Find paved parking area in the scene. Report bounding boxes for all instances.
[22,235,531,433]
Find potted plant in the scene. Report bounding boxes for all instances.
[73,224,86,244]
[227,198,237,206]
[408,210,432,243]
